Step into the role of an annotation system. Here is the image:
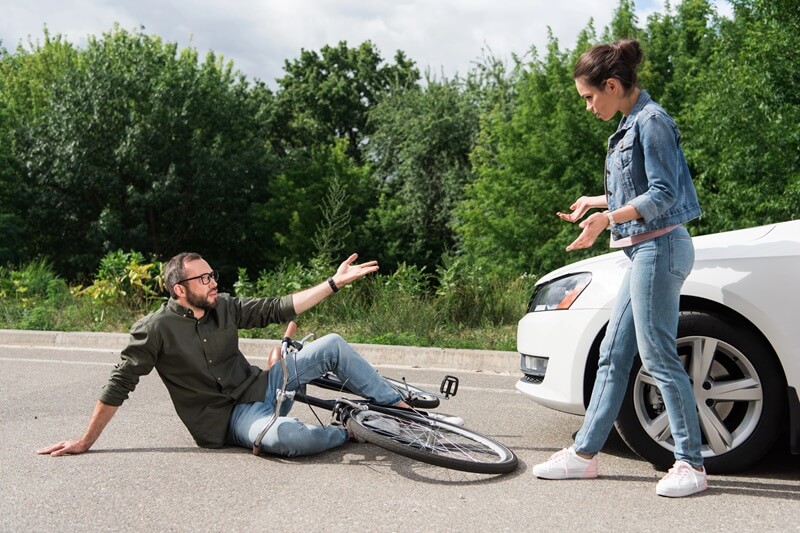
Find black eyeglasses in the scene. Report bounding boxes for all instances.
[177,271,219,285]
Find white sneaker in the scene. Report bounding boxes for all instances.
[531,447,599,479]
[656,460,708,497]
[426,412,465,427]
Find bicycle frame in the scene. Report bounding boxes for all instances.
[251,335,294,456]
[249,330,517,474]
[252,333,456,455]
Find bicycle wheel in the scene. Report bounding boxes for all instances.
[311,373,440,409]
[347,408,517,474]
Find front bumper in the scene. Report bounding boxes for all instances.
[515,308,609,416]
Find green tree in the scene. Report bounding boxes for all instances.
[602,0,641,42]
[365,77,479,272]
[249,139,373,266]
[0,31,80,264]
[640,0,718,119]
[273,41,420,163]
[259,41,421,269]
[683,0,800,231]
[456,30,616,277]
[19,26,276,280]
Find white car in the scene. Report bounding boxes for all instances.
[516,220,800,473]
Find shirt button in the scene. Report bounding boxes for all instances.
[217,377,221,381]
[203,339,207,343]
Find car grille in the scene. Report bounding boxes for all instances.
[521,374,544,384]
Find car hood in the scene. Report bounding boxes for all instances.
[537,220,798,285]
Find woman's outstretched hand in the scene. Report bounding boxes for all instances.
[565,212,608,251]
[556,195,605,223]
[557,195,609,251]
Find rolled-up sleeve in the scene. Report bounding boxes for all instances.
[628,114,680,223]
[234,295,297,329]
[99,319,159,406]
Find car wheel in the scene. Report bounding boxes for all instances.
[615,311,785,474]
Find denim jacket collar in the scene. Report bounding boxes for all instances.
[619,89,652,131]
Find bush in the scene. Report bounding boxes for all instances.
[235,259,329,299]
[436,256,535,327]
[78,250,164,308]
[0,259,63,304]
[0,250,529,350]
[0,260,118,331]
[232,256,528,350]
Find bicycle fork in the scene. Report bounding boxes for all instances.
[252,341,295,456]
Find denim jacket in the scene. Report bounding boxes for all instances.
[605,90,701,240]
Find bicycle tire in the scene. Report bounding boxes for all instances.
[347,408,517,474]
[311,373,440,409]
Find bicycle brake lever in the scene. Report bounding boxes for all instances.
[295,333,316,348]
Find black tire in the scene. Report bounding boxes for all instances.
[311,372,441,409]
[347,408,518,474]
[615,311,785,474]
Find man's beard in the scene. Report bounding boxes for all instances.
[186,287,218,310]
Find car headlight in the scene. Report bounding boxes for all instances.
[527,272,592,312]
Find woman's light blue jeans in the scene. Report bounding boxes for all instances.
[227,333,402,457]
[574,226,703,467]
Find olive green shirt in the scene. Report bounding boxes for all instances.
[99,293,296,448]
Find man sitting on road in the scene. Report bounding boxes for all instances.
[37,252,412,457]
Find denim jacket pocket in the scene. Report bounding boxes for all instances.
[607,135,637,208]
[611,135,634,171]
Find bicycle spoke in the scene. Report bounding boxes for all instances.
[365,413,504,464]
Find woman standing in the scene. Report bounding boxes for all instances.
[531,39,707,497]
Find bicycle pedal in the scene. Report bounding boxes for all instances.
[440,375,459,398]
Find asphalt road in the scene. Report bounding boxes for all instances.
[1,333,798,532]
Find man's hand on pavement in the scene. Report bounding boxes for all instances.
[36,439,90,457]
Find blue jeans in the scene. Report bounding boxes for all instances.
[227,334,403,457]
[574,226,703,467]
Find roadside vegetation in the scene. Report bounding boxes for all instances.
[0,252,532,350]
[0,0,796,350]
